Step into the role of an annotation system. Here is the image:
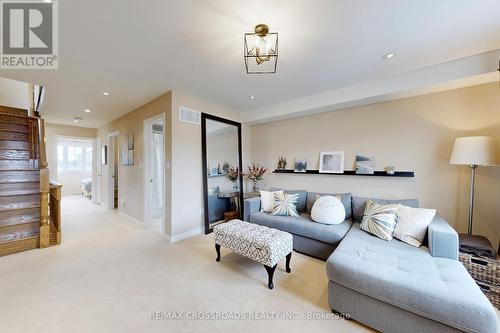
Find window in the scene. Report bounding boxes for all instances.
[57,138,92,173]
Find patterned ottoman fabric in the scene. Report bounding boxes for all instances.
[214,220,293,267]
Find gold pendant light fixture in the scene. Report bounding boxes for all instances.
[244,24,278,74]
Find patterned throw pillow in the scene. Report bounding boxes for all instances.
[271,193,300,217]
[360,200,399,241]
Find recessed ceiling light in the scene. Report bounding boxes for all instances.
[84,109,91,113]
[103,92,110,96]
[383,53,396,59]
[43,0,52,3]
[249,95,255,100]
[73,117,82,123]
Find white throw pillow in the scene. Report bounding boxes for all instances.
[260,190,283,213]
[311,195,345,225]
[393,205,436,247]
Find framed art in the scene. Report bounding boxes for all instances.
[319,151,344,174]
[294,158,307,173]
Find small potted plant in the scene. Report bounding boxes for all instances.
[226,166,240,191]
[245,163,267,191]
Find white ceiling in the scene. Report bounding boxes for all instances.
[1,0,500,128]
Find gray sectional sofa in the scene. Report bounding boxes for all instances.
[243,190,499,333]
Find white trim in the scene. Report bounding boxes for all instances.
[143,113,166,237]
[117,211,143,226]
[93,137,102,204]
[107,131,119,210]
[166,227,203,243]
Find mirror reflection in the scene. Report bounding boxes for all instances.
[205,119,241,229]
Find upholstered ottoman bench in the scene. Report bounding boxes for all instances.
[213,220,293,289]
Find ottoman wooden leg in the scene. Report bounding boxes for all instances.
[286,252,292,273]
[264,264,277,289]
[215,244,221,262]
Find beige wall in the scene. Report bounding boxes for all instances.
[97,92,172,223]
[45,123,97,196]
[250,82,500,248]
[94,89,248,240]
[170,90,244,237]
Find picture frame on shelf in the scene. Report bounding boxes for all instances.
[319,151,344,174]
[355,155,375,175]
[294,158,307,173]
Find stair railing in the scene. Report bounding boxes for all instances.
[28,84,53,248]
[49,181,62,245]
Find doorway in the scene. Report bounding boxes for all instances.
[144,114,165,236]
[55,136,93,197]
[108,131,119,210]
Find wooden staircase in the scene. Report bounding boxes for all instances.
[0,104,61,256]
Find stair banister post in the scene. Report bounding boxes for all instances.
[38,118,50,247]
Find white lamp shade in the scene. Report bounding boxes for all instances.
[450,136,497,166]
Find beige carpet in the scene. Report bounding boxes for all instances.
[0,196,496,333]
[0,196,370,333]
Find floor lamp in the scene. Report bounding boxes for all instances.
[450,136,497,235]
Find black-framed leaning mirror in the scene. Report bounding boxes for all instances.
[201,113,244,234]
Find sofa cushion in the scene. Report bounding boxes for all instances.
[307,192,352,219]
[250,212,352,245]
[352,196,418,222]
[271,192,300,217]
[271,188,307,213]
[311,195,346,225]
[359,200,399,241]
[326,223,499,333]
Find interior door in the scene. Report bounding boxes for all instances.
[145,116,164,235]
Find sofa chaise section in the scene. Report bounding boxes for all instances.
[327,222,498,333]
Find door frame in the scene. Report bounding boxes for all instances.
[143,113,165,236]
[107,131,119,210]
[92,137,102,204]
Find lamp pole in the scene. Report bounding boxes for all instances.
[467,164,478,235]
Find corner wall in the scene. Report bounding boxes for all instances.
[169,90,248,238]
[97,92,172,223]
[250,82,500,247]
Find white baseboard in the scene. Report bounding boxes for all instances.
[167,227,203,243]
[117,211,143,225]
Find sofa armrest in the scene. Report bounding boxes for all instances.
[427,214,459,260]
[243,197,261,222]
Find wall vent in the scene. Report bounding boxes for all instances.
[179,107,201,125]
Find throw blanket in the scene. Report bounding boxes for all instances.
[459,234,497,258]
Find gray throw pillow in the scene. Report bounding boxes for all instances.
[360,200,400,241]
[352,196,419,222]
[271,188,307,213]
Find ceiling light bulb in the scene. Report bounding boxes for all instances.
[249,95,255,100]
[383,53,395,59]
[84,109,91,113]
[103,92,110,96]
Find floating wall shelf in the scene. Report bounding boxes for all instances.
[273,169,415,177]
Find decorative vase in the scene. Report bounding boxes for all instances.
[385,166,395,175]
[252,181,258,192]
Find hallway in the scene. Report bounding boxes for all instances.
[0,196,370,333]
